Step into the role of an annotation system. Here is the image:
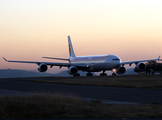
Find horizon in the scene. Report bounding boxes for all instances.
[0,68,136,78]
[0,0,162,73]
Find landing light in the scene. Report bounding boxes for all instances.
[112,69,117,72]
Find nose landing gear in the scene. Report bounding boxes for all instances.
[112,69,117,76]
[112,72,116,75]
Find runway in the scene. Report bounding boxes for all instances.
[0,77,162,104]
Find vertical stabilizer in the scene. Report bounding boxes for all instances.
[68,36,76,57]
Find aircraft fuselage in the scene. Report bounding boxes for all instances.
[69,55,121,72]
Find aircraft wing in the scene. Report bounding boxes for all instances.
[42,57,69,61]
[3,57,89,68]
[121,56,160,66]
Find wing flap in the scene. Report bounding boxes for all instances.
[3,57,70,67]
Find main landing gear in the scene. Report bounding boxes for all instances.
[100,70,107,76]
[86,72,93,76]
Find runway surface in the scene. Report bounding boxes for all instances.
[0,77,162,104]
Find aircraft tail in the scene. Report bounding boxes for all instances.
[68,36,76,57]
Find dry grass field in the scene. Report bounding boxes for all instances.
[1,75,162,118]
[0,93,162,118]
[33,74,162,89]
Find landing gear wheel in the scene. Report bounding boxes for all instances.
[73,73,80,77]
[149,69,154,76]
[112,72,116,76]
[100,70,107,76]
[86,72,93,76]
[100,73,107,76]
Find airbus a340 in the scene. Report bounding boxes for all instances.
[3,36,160,76]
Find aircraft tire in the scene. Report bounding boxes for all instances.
[112,73,116,76]
[100,73,107,76]
[86,73,93,76]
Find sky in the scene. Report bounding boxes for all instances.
[0,0,162,73]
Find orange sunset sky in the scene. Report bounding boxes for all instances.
[0,0,162,73]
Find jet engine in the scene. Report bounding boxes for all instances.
[68,66,78,75]
[38,63,48,72]
[117,66,126,74]
[134,62,146,72]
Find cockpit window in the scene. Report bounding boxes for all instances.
[112,59,120,61]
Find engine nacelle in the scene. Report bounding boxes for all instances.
[134,62,146,72]
[38,63,48,72]
[68,66,78,75]
[117,66,126,74]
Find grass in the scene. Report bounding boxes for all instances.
[1,93,162,118]
[32,75,162,89]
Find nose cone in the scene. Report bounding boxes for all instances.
[113,55,121,62]
[110,55,121,67]
[116,55,121,65]
[118,56,122,63]
[105,55,121,63]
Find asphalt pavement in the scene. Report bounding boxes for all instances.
[0,77,162,105]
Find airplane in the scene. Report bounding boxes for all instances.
[3,36,160,76]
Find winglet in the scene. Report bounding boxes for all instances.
[3,57,8,62]
[158,55,160,60]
